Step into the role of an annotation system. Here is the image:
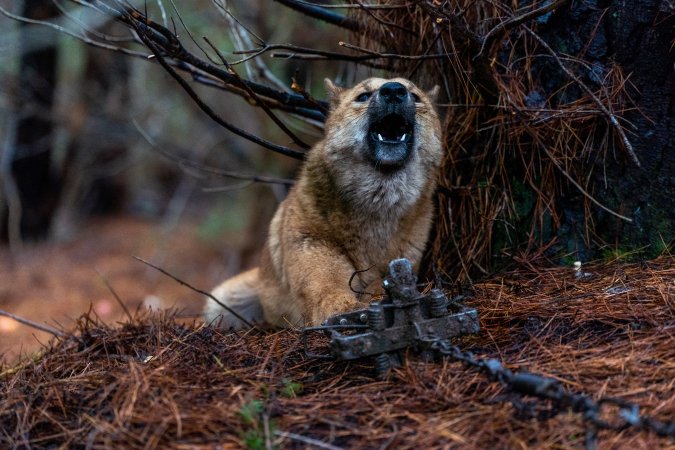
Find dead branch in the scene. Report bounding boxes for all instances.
[211,0,288,92]
[420,1,499,103]
[133,256,256,329]
[291,77,329,116]
[203,37,311,150]
[478,0,571,57]
[99,2,331,116]
[272,0,362,31]
[0,309,64,338]
[503,97,634,222]
[524,27,641,167]
[1,3,326,124]
[95,269,133,322]
[129,16,306,160]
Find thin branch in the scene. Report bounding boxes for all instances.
[129,17,306,160]
[283,1,414,10]
[421,1,499,103]
[4,2,328,122]
[524,27,641,167]
[503,98,634,222]
[119,6,329,112]
[0,309,65,338]
[339,41,454,61]
[52,0,135,43]
[478,0,571,57]
[202,181,254,192]
[0,4,147,58]
[132,118,294,186]
[133,256,256,329]
[272,0,361,31]
[291,76,329,116]
[95,269,133,322]
[203,37,311,150]
[211,0,264,46]
[133,121,295,186]
[352,0,415,36]
[234,42,396,65]
[184,71,326,122]
[538,143,633,221]
[275,430,343,450]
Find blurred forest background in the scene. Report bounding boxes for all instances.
[0,0,673,359]
[0,0,361,360]
[0,0,356,254]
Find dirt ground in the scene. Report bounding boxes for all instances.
[0,215,239,363]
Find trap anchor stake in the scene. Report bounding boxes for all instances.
[321,258,480,377]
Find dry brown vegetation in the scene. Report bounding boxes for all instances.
[4,0,661,281]
[350,1,650,280]
[1,2,673,449]
[1,257,672,448]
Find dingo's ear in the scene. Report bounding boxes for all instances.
[324,78,344,108]
[426,85,440,103]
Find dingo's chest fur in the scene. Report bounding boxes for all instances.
[205,77,443,328]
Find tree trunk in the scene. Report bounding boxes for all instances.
[585,0,674,256]
[8,0,60,240]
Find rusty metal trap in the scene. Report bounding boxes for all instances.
[302,258,480,378]
[302,258,675,447]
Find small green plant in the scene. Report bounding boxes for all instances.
[233,380,304,448]
[238,399,264,426]
[241,429,266,450]
[237,399,277,450]
[280,379,303,398]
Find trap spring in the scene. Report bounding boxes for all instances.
[305,258,480,377]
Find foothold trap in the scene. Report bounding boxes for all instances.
[306,258,480,377]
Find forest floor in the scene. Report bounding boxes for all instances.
[0,217,673,448]
[0,215,236,362]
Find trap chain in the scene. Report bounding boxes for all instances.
[303,258,675,449]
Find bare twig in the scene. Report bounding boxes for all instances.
[291,77,329,116]
[52,0,135,43]
[478,0,571,57]
[351,0,415,36]
[0,4,147,58]
[203,37,311,150]
[132,119,295,186]
[162,148,295,187]
[524,27,641,167]
[272,0,361,31]
[95,269,133,322]
[129,16,306,160]
[339,41,453,61]
[234,43,393,69]
[133,256,256,329]
[275,430,343,450]
[4,2,328,121]
[0,309,65,338]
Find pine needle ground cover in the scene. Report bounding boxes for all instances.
[1,257,673,449]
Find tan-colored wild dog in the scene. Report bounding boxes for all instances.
[204,77,443,328]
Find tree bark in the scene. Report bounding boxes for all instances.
[553,0,674,258]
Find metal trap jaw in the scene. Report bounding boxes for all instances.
[316,258,480,377]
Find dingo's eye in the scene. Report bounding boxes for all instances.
[355,92,372,102]
[411,92,421,102]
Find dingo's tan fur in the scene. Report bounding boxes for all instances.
[204,77,443,328]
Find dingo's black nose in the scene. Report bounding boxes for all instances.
[379,82,408,104]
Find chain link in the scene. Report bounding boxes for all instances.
[419,337,675,449]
